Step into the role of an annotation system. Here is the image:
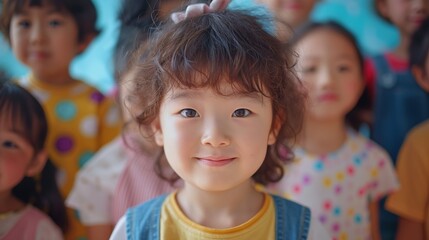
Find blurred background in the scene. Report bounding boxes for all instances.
[0,0,399,93]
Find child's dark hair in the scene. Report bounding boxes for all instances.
[0,80,68,233]
[129,10,306,185]
[114,0,207,80]
[290,21,371,130]
[410,17,429,70]
[0,0,100,43]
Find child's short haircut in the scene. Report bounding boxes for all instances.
[128,10,306,185]
[0,0,100,43]
[410,17,429,69]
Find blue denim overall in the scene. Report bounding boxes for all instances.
[125,194,311,240]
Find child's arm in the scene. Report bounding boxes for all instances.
[370,201,381,240]
[395,217,424,240]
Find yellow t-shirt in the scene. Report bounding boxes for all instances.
[387,120,429,237]
[160,192,275,240]
[18,75,122,240]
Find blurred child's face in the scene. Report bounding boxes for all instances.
[295,29,363,122]
[411,54,429,92]
[9,3,85,81]
[152,81,277,192]
[258,0,317,28]
[159,0,187,19]
[0,118,34,194]
[378,0,429,35]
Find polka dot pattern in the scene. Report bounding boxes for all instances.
[78,151,94,168]
[55,101,77,121]
[80,116,97,137]
[91,91,105,103]
[266,130,398,239]
[105,105,120,126]
[19,77,122,240]
[55,135,74,153]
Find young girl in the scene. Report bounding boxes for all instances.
[109,1,327,239]
[0,0,122,238]
[0,80,68,239]
[265,22,399,239]
[257,0,318,38]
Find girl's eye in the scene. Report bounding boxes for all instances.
[18,20,31,28]
[48,20,62,27]
[301,66,317,73]
[2,140,18,149]
[232,109,251,118]
[338,65,350,72]
[179,109,199,118]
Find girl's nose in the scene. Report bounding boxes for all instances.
[201,119,231,147]
[30,23,46,44]
[318,68,335,88]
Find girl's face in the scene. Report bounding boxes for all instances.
[152,81,277,192]
[9,3,86,81]
[295,28,363,122]
[258,0,317,28]
[378,0,429,35]
[0,117,35,194]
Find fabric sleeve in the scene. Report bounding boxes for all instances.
[35,218,64,240]
[66,138,126,225]
[109,216,127,240]
[66,175,113,225]
[386,131,429,222]
[98,96,122,148]
[367,144,399,201]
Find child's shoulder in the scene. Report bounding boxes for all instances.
[347,129,391,159]
[365,52,409,72]
[406,120,429,141]
[7,206,63,239]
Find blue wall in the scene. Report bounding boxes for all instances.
[0,0,399,93]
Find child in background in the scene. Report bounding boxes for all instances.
[257,0,318,39]
[386,17,429,240]
[266,22,398,239]
[0,0,122,239]
[367,1,429,238]
[0,80,68,239]
[110,0,327,238]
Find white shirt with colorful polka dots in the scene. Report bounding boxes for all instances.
[266,129,398,240]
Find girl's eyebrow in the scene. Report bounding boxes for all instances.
[168,90,265,104]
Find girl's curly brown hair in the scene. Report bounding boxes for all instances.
[126,9,306,185]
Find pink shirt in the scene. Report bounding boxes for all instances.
[0,206,63,240]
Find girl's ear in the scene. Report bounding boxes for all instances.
[412,66,429,92]
[77,34,95,54]
[268,116,282,145]
[151,118,164,146]
[26,150,48,177]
